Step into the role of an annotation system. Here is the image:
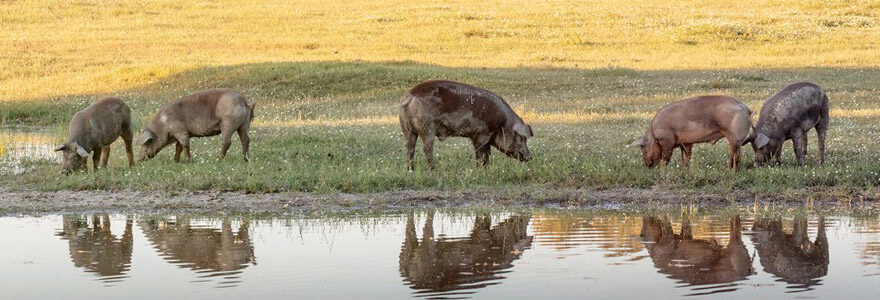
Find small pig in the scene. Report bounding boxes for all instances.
[398,80,533,171]
[752,82,829,166]
[137,89,255,162]
[630,95,753,171]
[55,97,134,175]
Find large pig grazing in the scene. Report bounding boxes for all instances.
[398,80,534,171]
[55,97,134,175]
[137,89,255,162]
[752,82,829,166]
[630,96,753,171]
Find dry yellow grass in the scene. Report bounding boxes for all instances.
[3,0,880,101]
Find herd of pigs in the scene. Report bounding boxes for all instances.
[55,79,829,175]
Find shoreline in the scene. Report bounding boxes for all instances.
[1,187,877,215]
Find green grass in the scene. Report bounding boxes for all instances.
[3,62,880,195]
[3,0,880,197]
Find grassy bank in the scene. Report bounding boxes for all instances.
[3,62,880,196]
[2,1,880,196]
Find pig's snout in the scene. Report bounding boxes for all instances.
[520,153,533,162]
[60,169,70,176]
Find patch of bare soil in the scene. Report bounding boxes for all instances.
[0,187,876,215]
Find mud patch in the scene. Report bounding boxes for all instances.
[0,187,876,215]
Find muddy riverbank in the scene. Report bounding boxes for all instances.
[1,187,877,215]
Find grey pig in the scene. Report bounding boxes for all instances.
[55,97,134,175]
[752,82,829,166]
[137,89,255,162]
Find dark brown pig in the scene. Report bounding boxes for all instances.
[54,97,134,175]
[630,95,753,171]
[137,89,255,162]
[398,80,534,171]
[752,82,829,166]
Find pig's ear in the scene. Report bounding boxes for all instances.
[54,144,67,152]
[73,144,89,158]
[629,137,647,147]
[755,133,770,149]
[513,122,533,138]
[136,131,154,145]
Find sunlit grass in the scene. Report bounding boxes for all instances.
[3,62,880,195]
[2,0,880,101]
[3,1,880,197]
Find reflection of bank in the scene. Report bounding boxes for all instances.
[751,216,828,292]
[139,217,255,287]
[640,215,754,296]
[55,215,133,285]
[399,212,532,298]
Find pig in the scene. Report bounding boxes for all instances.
[630,95,753,171]
[398,80,534,171]
[137,89,255,162]
[54,97,134,175]
[752,82,829,166]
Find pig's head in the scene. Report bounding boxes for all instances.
[493,122,534,162]
[630,132,661,168]
[54,142,89,175]
[752,132,779,167]
[136,128,169,160]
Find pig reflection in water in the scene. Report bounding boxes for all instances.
[139,218,255,284]
[55,215,133,283]
[399,213,533,297]
[640,215,754,294]
[751,216,829,292]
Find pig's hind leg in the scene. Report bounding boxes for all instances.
[816,117,828,165]
[679,144,693,168]
[420,127,437,171]
[219,124,236,161]
[791,130,806,166]
[237,123,250,162]
[121,128,135,167]
[404,132,417,171]
[726,136,742,171]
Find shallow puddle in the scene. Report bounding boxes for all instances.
[2,210,879,299]
[0,130,57,175]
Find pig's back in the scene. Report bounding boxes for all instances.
[655,95,746,127]
[410,80,516,128]
[69,97,130,145]
[758,82,826,128]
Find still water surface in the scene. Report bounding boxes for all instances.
[1,211,879,299]
[0,130,57,175]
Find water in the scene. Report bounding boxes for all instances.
[2,210,879,299]
[0,130,57,175]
